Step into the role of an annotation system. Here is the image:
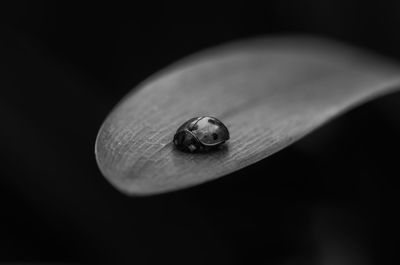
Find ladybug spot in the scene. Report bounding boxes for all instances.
[208,119,216,125]
[212,133,218,140]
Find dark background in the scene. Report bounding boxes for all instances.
[1,1,399,264]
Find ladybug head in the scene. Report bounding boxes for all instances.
[173,130,201,152]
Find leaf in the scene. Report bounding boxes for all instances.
[95,36,400,195]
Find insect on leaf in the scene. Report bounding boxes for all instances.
[95,36,400,195]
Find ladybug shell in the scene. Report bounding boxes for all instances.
[174,116,229,152]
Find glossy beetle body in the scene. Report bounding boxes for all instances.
[173,116,230,152]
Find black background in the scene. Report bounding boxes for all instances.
[1,1,399,264]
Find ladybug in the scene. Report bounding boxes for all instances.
[173,116,230,152]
